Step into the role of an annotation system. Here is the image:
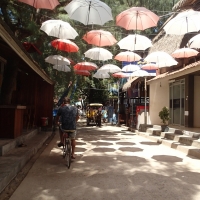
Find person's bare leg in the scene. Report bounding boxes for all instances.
[71,139,76,158]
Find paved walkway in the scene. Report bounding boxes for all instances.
[8,122,200,200]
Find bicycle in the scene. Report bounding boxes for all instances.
[62,131,73,169]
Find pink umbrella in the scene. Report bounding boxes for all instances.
[51,39,79,53]
[73,62,98,71]
[82,30,117,47]
[171,48,199,58]
[116,7,159,31]
[114,51,141,62]
[112,72,129,78]
[18,0,60,10]
[74,70,90,76]
[141,63,159,70]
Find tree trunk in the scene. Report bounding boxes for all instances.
[0,60,19,105]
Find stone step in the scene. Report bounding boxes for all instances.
[0,129,38,156]
[0,131,53,194]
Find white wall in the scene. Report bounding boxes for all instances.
[194,76,200,127]
[148,78,169,125]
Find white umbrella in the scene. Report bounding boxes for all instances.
[53,65,71,72]
[114,51,141,62]
[117,34,152,51]
[98,64,121,73]
[84,47,113,61]
[188,34,200,49]
[164,9,200,35]
[64,0,113,26]
[122,64,140,72]
[93,71,110,79]
[40,20,78,39]
[45,55,71,65]
[145,51,178,68]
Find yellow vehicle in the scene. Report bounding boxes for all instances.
[86,103,103,125]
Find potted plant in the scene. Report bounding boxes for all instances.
[159,106,170,131]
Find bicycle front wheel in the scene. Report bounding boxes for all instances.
[65,141,71,169]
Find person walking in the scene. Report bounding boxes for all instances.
[56,97,79,159]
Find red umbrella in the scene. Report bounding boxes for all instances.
[116,7,159,31]
[18,0,60,10]
[74,70,90,76]
[73,62,98,71]
[112,72,129,78]
[114,51,141,62]
[171,48,199,58]
[51,39,79,53]
[141,63,159,70]
[83,30,117,47]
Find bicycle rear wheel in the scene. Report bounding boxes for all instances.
[62,139,67,158]
[65,140,71,168]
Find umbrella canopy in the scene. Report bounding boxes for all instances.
[40,20,78,39]
[164,9,200,35]
[45,55,71,65]
[73,62,98,71]
[84,47,113,61]
[74,70,90,76]
[82,30,117,47]
[93,71,110,79]
[122,64,140,72]
[51,39,79,53]
[188,34,200,49]
[114,51,141,62]
[141,63,159,70]
[18,0,60,10]
[53,65,71,72]
[172,48,199,58]
[116,6,159,31]
[117,34,152,51]
[112,72,129,78]
[131,69,152,77]
[98,64,121,74]
[145,51,178,68]
[64,0,113,26]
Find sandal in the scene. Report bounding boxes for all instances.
[71,155,76,159]
[57,142,64,147]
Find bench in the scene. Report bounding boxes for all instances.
[161,128,183,140]
[146,125,161,136]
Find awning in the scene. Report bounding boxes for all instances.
[122,77,139,91]
[148,60,200,83]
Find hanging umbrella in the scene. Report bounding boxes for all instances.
[112,72,130,78]
[82,30,117,47]
[114,51,141,62]
[116,6,159,31]
[122,64,140,72]
[74,70,90,76]
[73,62,98,71]
[84,47,113,61]
[98,64,121,74]
[51,39,79,53]
[141,63,159,70]
[93,71,110,79]
[188,34,200,49]
[117,34,152,51]
[64,0,113,26]
[171,47,199,58]
[53,65,71,72]
[145,51,178,68]
[18,0,60,10]
[45,55,71,65]
[40,20,78,39]
[164,9,200,35]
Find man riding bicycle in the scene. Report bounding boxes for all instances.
[56,97,79,159]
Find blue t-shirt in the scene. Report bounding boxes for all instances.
[57,104,78,130]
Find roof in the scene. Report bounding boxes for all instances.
[148,60,200,82]
[0,18,54,85]
[122,77,139,91]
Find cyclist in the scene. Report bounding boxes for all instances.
[56,97,79,159]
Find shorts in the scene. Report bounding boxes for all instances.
[61,128,77,139]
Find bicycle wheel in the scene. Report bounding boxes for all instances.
[65,140,71,169]
[62,139,66,158]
